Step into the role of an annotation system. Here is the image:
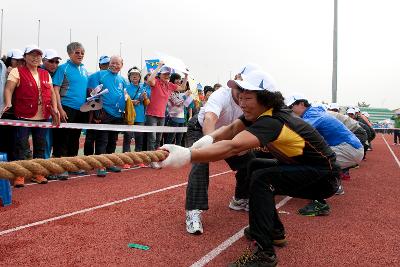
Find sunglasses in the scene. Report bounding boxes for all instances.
[48,60,60,64]
[74,51,85,55]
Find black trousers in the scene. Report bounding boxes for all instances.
[394,129,400,144]
[84,129,118,155]
[247,159,339,251]
[0,112,16,161]
[185,115,253,210]
[53,105,88,157]
[93,112,123,155]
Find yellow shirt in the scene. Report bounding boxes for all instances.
[8,67,53,120]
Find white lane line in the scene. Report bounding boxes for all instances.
[190,196,292,267]
[24,167,141,187]
[0,170,233,237]
[381,134,400,168]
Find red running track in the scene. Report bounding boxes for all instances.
[0,134,399,266]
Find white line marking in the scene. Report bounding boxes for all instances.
[0,170,233,237]
[190,196,292,267]
[381,134,400,168]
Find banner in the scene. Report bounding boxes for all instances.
[145,59,160,73]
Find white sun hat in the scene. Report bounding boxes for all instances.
[285,94,308,107]
[227,70,277,92]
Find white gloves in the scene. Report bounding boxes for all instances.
[191,135,214,149]
[159,144,191,168]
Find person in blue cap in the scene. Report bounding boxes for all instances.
[98,55,110,70]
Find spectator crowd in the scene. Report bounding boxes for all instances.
[1,40,396,267]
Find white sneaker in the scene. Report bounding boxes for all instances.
[228,197,249,211]
[149,162,162,169]
[186,210,203,235]
[335,185,345,195]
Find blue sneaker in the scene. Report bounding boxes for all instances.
[69,170,88,175]
[57,171,69,180]
[106,166,121,173]
[97,168,107,177]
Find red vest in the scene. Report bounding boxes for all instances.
[13,66,52,119]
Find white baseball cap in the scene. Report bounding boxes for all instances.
[285,94,308,107]
[99,55,110,64]
[238,63,261,76]
[23,44,43,55]
[354,107,361,113]
[347,108,356,114]
[7,49,24,59]
[227,70,277,92]
[43,49,61,60]
[329,103,339,110]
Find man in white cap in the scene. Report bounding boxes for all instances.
[328,105,369,176]
[159,71,339,267]
[39,49,62,163]
[353,107,376,150]
[5,49,25,74]
[287,95,363,205]
[347,108,373,156]
[42,49,62,77]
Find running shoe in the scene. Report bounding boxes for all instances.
[31,175,48,184]
[228,197,249,211]
[298,200,330,216]
[186,209,203,235]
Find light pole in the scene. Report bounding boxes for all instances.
[119,42,122,57]
[140,47,143,70]
[37,19,41,47]
[332,0,338,103]
[96,35,99,70]
[0,9,3,56]
[69,28,72,43]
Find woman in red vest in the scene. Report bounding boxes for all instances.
[3,44,60,187]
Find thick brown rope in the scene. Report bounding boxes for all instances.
[0,150,168,180]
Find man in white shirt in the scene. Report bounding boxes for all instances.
[185,65,277,235]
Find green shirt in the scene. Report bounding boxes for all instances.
[392,115,400,128]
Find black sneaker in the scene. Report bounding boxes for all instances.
[228,246,277,267]
[298,200,330,216]
[244,227,288,247]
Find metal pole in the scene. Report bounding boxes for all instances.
[96,35,99,70]
[332,0,338,103]
[69,28,72,43]
[119,42,122,57]
[37,19,41,47]
[140,48,143,69]
[0,9,3,56]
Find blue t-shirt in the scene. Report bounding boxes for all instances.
[126,82,151,123]
[52,60,89,110]
[88,70,127,118]
[302,106,362,149]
